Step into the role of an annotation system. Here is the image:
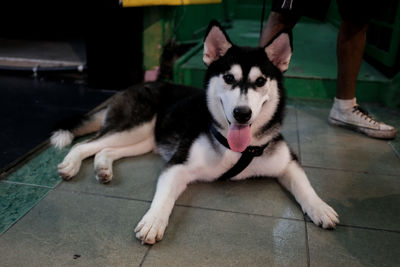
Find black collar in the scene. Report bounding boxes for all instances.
[210,124,269,157]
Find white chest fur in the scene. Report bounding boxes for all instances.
[184,134,292,183]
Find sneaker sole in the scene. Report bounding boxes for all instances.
[328,117,397,140]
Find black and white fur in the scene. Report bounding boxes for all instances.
[51,20,339,244]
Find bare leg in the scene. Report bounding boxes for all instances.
[336,21,368,100]
[94,137,155,183]
[329,21,397,138]
[278,161,339,228]
[259,11,298,47]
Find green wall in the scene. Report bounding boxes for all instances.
[142,0,236,70]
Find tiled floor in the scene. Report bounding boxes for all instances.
[1,100,399,266]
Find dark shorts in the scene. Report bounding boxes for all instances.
[271,0,375,24]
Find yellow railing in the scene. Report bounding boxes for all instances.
[122,0,221,7]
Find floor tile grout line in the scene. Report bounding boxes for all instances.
[0,180,62,236]
[138,246,152,267]
[367,106,400,159]
[53,181,68,190]
[388,142,400,160]
[304,217,311,267]
[304,216,400,234]
[53,187,306,223]
[302,164,400,177]
[333,223,400,234]
[1,180,55,189]
[0,187,55,236]
[54,187,400,233]
[54,187,153,203]
[175,203,305,223]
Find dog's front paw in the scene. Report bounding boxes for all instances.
[94,151,113,183]
[95,167,113,183]
[303,197,339,229]
[135,211,168,245]
[57,155,81,180]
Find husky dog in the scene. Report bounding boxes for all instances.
[51,20,339,244]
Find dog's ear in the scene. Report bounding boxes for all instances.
[203,20,232,66]
[264,30,293,72]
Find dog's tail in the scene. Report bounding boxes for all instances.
[50,107,108,149]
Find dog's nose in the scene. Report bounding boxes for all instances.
[233,106,252,123]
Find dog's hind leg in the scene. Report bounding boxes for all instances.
[51,107,107,149]
[58,117,156,180]
[94,136,155,183]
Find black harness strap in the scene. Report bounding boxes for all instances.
[210,124,270,181]
[218,152,255,181]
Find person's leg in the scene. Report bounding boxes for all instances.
[328,0,397,139]
[259,11,298,47]
[330,22,397,139]
[336,21,367,100]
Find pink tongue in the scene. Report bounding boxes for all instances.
[227,124,251,152]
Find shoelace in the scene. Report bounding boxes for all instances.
[352,105,377,125]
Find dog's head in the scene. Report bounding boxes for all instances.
[203,20,292,152]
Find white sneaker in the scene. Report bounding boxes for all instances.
[328,98,397,139]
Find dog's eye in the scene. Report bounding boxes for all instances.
[255,77,266,87]
[223,74,235,85]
